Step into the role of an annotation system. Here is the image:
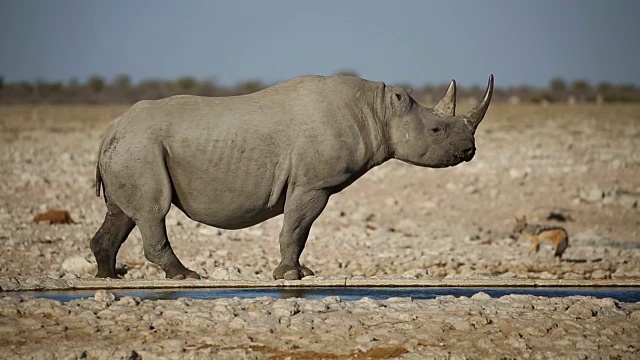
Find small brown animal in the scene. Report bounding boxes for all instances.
[33,210,74,224]
[513,216,568,262]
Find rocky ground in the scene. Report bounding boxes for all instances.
[1,290,639,359]
[1,103,639,358]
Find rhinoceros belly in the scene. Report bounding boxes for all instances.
[164,141,286,230]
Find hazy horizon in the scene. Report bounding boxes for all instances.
[1,0,639,88]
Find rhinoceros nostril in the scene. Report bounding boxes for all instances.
[463,146,476,161]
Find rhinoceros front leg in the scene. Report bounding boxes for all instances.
[273,189,329,280]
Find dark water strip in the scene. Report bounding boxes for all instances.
[9,287,640,303]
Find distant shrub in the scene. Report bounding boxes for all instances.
[334,69,360,78]
[88,75,106,93]
[112,74,132,89]
[549,77,567,92]
[177,77,198,92]
[238,80,265,94]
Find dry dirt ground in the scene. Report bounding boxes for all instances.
[1,104,639,359]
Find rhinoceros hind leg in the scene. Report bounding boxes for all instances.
[112,146,200,280]
[273,189,328,280]
[136,219,201,280]
[90,202,136,279]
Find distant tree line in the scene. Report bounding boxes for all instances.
[1,73,639,104]
[0,74,266,104]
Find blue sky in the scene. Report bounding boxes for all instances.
[1,0,639,87]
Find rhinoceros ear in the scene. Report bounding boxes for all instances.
[464,74,494,132]
[389,87,413,116]
[433,79,456,117]
[390,87,410,103]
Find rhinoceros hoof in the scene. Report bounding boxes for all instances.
[166,269,201,280]
[273,264,314,280]
[95,271,119,279]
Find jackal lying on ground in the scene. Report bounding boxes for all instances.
[513,216,569,262]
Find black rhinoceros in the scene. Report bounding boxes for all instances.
[91,74,493,280]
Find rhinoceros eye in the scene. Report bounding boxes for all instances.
[430,127,441,134]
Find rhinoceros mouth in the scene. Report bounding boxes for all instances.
[450,158,467,166]
[448,149,472,165]
[448,153,474,167]
[427,156,466,168]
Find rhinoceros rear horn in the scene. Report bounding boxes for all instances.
[433,79,456,116]
[464,74,494,132]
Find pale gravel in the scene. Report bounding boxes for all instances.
[1,104,639,358]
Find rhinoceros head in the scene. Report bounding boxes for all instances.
[386,75,493,168]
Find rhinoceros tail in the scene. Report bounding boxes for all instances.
[95,163,103,198]
[95,129,109,200]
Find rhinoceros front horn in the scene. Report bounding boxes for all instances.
[464,74,494,132]
[433,79,457,116]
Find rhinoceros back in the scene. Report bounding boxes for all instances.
[98,75,372,229]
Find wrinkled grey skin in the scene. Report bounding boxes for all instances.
[91,74,494,280]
